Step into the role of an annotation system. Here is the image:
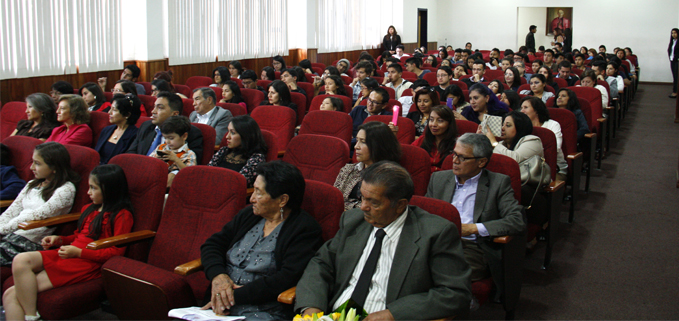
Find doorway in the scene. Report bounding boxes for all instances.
[418,9,427,49]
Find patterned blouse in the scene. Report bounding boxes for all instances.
[333,162,366,211]
[208,147,265,187]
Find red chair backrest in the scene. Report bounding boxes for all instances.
[138,82,152,96]
[257,80,272,89]
[568,86,602,133]
[545,96,556,107]
[191,123,216,165]
[383,87,396,100]
[231,78,243,88]
[344,85,354,99]
[89,111,111,146]
[311,63,326,70]
[399,144,431,196]
[402,88,414,97]
[299,111,353,147]
[216,103,247,117]
[251,106,296,151]
[363,115,415,144]
[206,86,223,102]
[290,92,307,126]
[531,127,557,180]
[301,180,343,241]
[148,166,246,297]
[341,75,352,85]
[485,154,522,201]
[401,71,418,79]
[181,98,195,118]
[63,144,100,213]
[174,84,193,98]
[484,69,504,81]
[1,102,28,140]
[274,71,281,79]
[409,196,461,234]
[626,55,638,67]
[547,108,578,164]
[185,76,212,90]
[109,154,167,262]
[1,136,42,181]
[577,98,594,131]
[553,78,567,90]
[241,88,266,114]
[571,68,583,77]
[456,119,478,136]
[296,82,315,108]
[309,95,352,113]
[282,134,349,186]
[138,95,156,116]
[104,92,113,102]
[423,72,437,86]
[136,116,151,129]
[451,80,468,90]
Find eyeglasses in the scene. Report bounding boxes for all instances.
[241,80,254,86]
[367,98,384,105]
[452,152,484,163]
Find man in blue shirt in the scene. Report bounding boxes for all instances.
[349,87,392,140]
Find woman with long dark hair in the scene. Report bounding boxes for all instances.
[94,94,142,164]
[260,80,297,112]
[79,82,109,112]
[668,28,679,98]
[412,105,458,172]
[219,80,247,110]
[11,93,60,141]
[382,25,401,55]
[211,66,231,88]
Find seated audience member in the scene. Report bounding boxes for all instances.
[126,92,203,161]
[296,161,472,320]
[228,60,244,79]
[151,116,197,188]
[319,97,344,111]
[46,95,92,147]
[50,81,74,103]
[111,80,146,115]
[574,53,588,72]
[151,79,187,99]
[334,122,401,210]
[292,66,308,83]
[2,164,132,320]
[504,49,515,61]
[208,115,267,187]
[412,106,458,172]
[336,59,351,77]
[94,94,142,164]
[79,82,110,112]
[425,55,438,67]
[153,70,177,85]
[405,57,431,79]
[500,90,521,111]
[349,61,373,104]
[190,87,233,142]
[615,49,636,78]
[349,87,392,139]
[462,83,509,124]
[439,48,449,61]
[397,79,429,116]
[433,66,453,100]
[440,59,452,68]
[531,59,544,75]
[211,66,231,88]
[353,77,380,109]
[377,52,390,68]
[0,144,26,201]
[443,85,470,111]
[504,67,522,91]
[316,75,348,97]
[579,70,609,107]
[393,44,409,59]
[380,58,400,83]
[241,70,266,94]
[299,59,316,76]
[261,66,276,81]
[500,58,513,73]
[272,55,286,72]
[219,80,248,110]
[542,49,556,71]
[587,48,597,60]
[453,65,468,82]
[556,89,590,141]
[97,64,146,95]
[465,56,477,70]
[520,74,555,103]
[480,111,548,225]
[201,161,323,319]
[513,60,531,84]
[536,66,559,93]
[280,68,307,97]
[426,133,525,296]
[462,60,487,88]
[520,97,567,181]
[260,80,298,112]
[488,79,505,96]
[486,57,500,70]
[11,93,60,141]
[556,61,580,87]
[0,142,78,265]
[604,62,624,98]
[538,46,546,54]
[322,66,341,78]
[385,64,412,100]
[407,89,440,137]
[452,48,465,64]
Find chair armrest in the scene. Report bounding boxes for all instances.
[493,236,512,244]
[278,286,296,304]
[544,180,566,193]
[278,150,285,157]
[18,212,81,230]
[604,106,614,110]
[597,117,607,123]
[584,133,596,139]
[85,230,157,250]
[0,200,13,208]
[174,258,203,276]
[214,145,220,151]
[246,187,254,197]
[567,152,583,160]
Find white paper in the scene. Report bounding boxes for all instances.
[168,307,244,321]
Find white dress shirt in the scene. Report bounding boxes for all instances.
[195,106,216,125]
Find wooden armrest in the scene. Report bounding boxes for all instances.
[544,180,566,193]
[604,106,614,110]
[0,200,14,208]
[86,230,157,250]
[584,133,596,139]
[247,187,254,197]
[19,212,81,230]
[567,152,583,160]
[174,258,203,276]
[278,286,296,304]
[214,145,220,151]
[597,117,607,123]
[278,150,285,157]
[493,236,512,243]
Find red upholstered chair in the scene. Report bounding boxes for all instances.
[251,106,296,151]
[1,136,41,182]
[423,72,438,87]
[192,123,216,165]
[282,134,349,186]
[138,82,153,95]
[343,85,353,99]
[484,69,504,81]
[174,84,193,98]
[341,75,352,85]
[101,166,247,320]
[575,98,596,192]
[185,76,212,90]
[274,71,281,79]
[383,87,396,100]
[296,82,315,108]
[89,111,111,146]
[301,180,344,242]
[138,94,157,116]
[402,88,414,97]
[311,63,326,70]
[290,92,307,126]
[181,98,195,118]
[545,96,556,107]
[299,110,353,147]
[456,119,479,136]
[1,102,28,140]
[401,71,418,79]
[548,107,584,222]
[553,78,567,90]
[136,116,151,129]
[241,88,266,113]
[410,195,461,234]
[309,95,352,113]
[451,80,468,90]
[257,79,272,89]
[216,102,247,116]
[363,115,416,144]
[232,78,243,88]
[568,86,607,169]
[207,86,223,102]
[399,144,431,196]
[104,92,113,102]
[517,84,556,95]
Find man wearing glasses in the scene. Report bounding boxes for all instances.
[426,133,524,308]
[462,60,487,88]
[349,87,392,141]
[240,70,266,94]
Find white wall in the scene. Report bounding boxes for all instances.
[402,0,437,47]
[517,7,555,51]
[436,0,679,82]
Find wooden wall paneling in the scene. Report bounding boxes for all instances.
[307,49,318,64]
[427,42,438,52]
[288,49,305,67]
[134,59,169,83]
[402,43,418,54]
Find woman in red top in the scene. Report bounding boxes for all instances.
[411,105,458,172]
[46,95,93,147]
[3,164,134,320]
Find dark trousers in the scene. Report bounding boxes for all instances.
[671,60,678,94]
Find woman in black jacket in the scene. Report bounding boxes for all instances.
[668,28,679,98]
[382,25,401,55]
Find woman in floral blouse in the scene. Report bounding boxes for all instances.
[208,115,267,187]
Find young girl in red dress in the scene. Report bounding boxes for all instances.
[2,164,134,320]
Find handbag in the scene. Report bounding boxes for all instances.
[518,154,551,209]
[479,114,502,137]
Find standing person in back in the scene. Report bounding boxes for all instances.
[189,88,233,142]
[526,25,536,53]
[382,26,401,55]
[668,28,679,98]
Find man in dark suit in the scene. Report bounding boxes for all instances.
[526,25,536,53]
[126,91,203,162]
[296,161,471,320]
[426,133,524,294]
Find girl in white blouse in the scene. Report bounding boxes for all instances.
[520,96,567,182]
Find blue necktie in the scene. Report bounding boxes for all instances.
[148,127,162,156]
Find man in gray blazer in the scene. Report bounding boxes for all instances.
[296,161,471,320]
[426,133,524,295]
[189,88,232,142]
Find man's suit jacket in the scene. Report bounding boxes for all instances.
[525,32,535,52]
[295,206,472,320]
[189,106,233,142]
[126,120,204,162]
[425,169,525,293]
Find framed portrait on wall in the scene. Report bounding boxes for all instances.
[546,7,572,36]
